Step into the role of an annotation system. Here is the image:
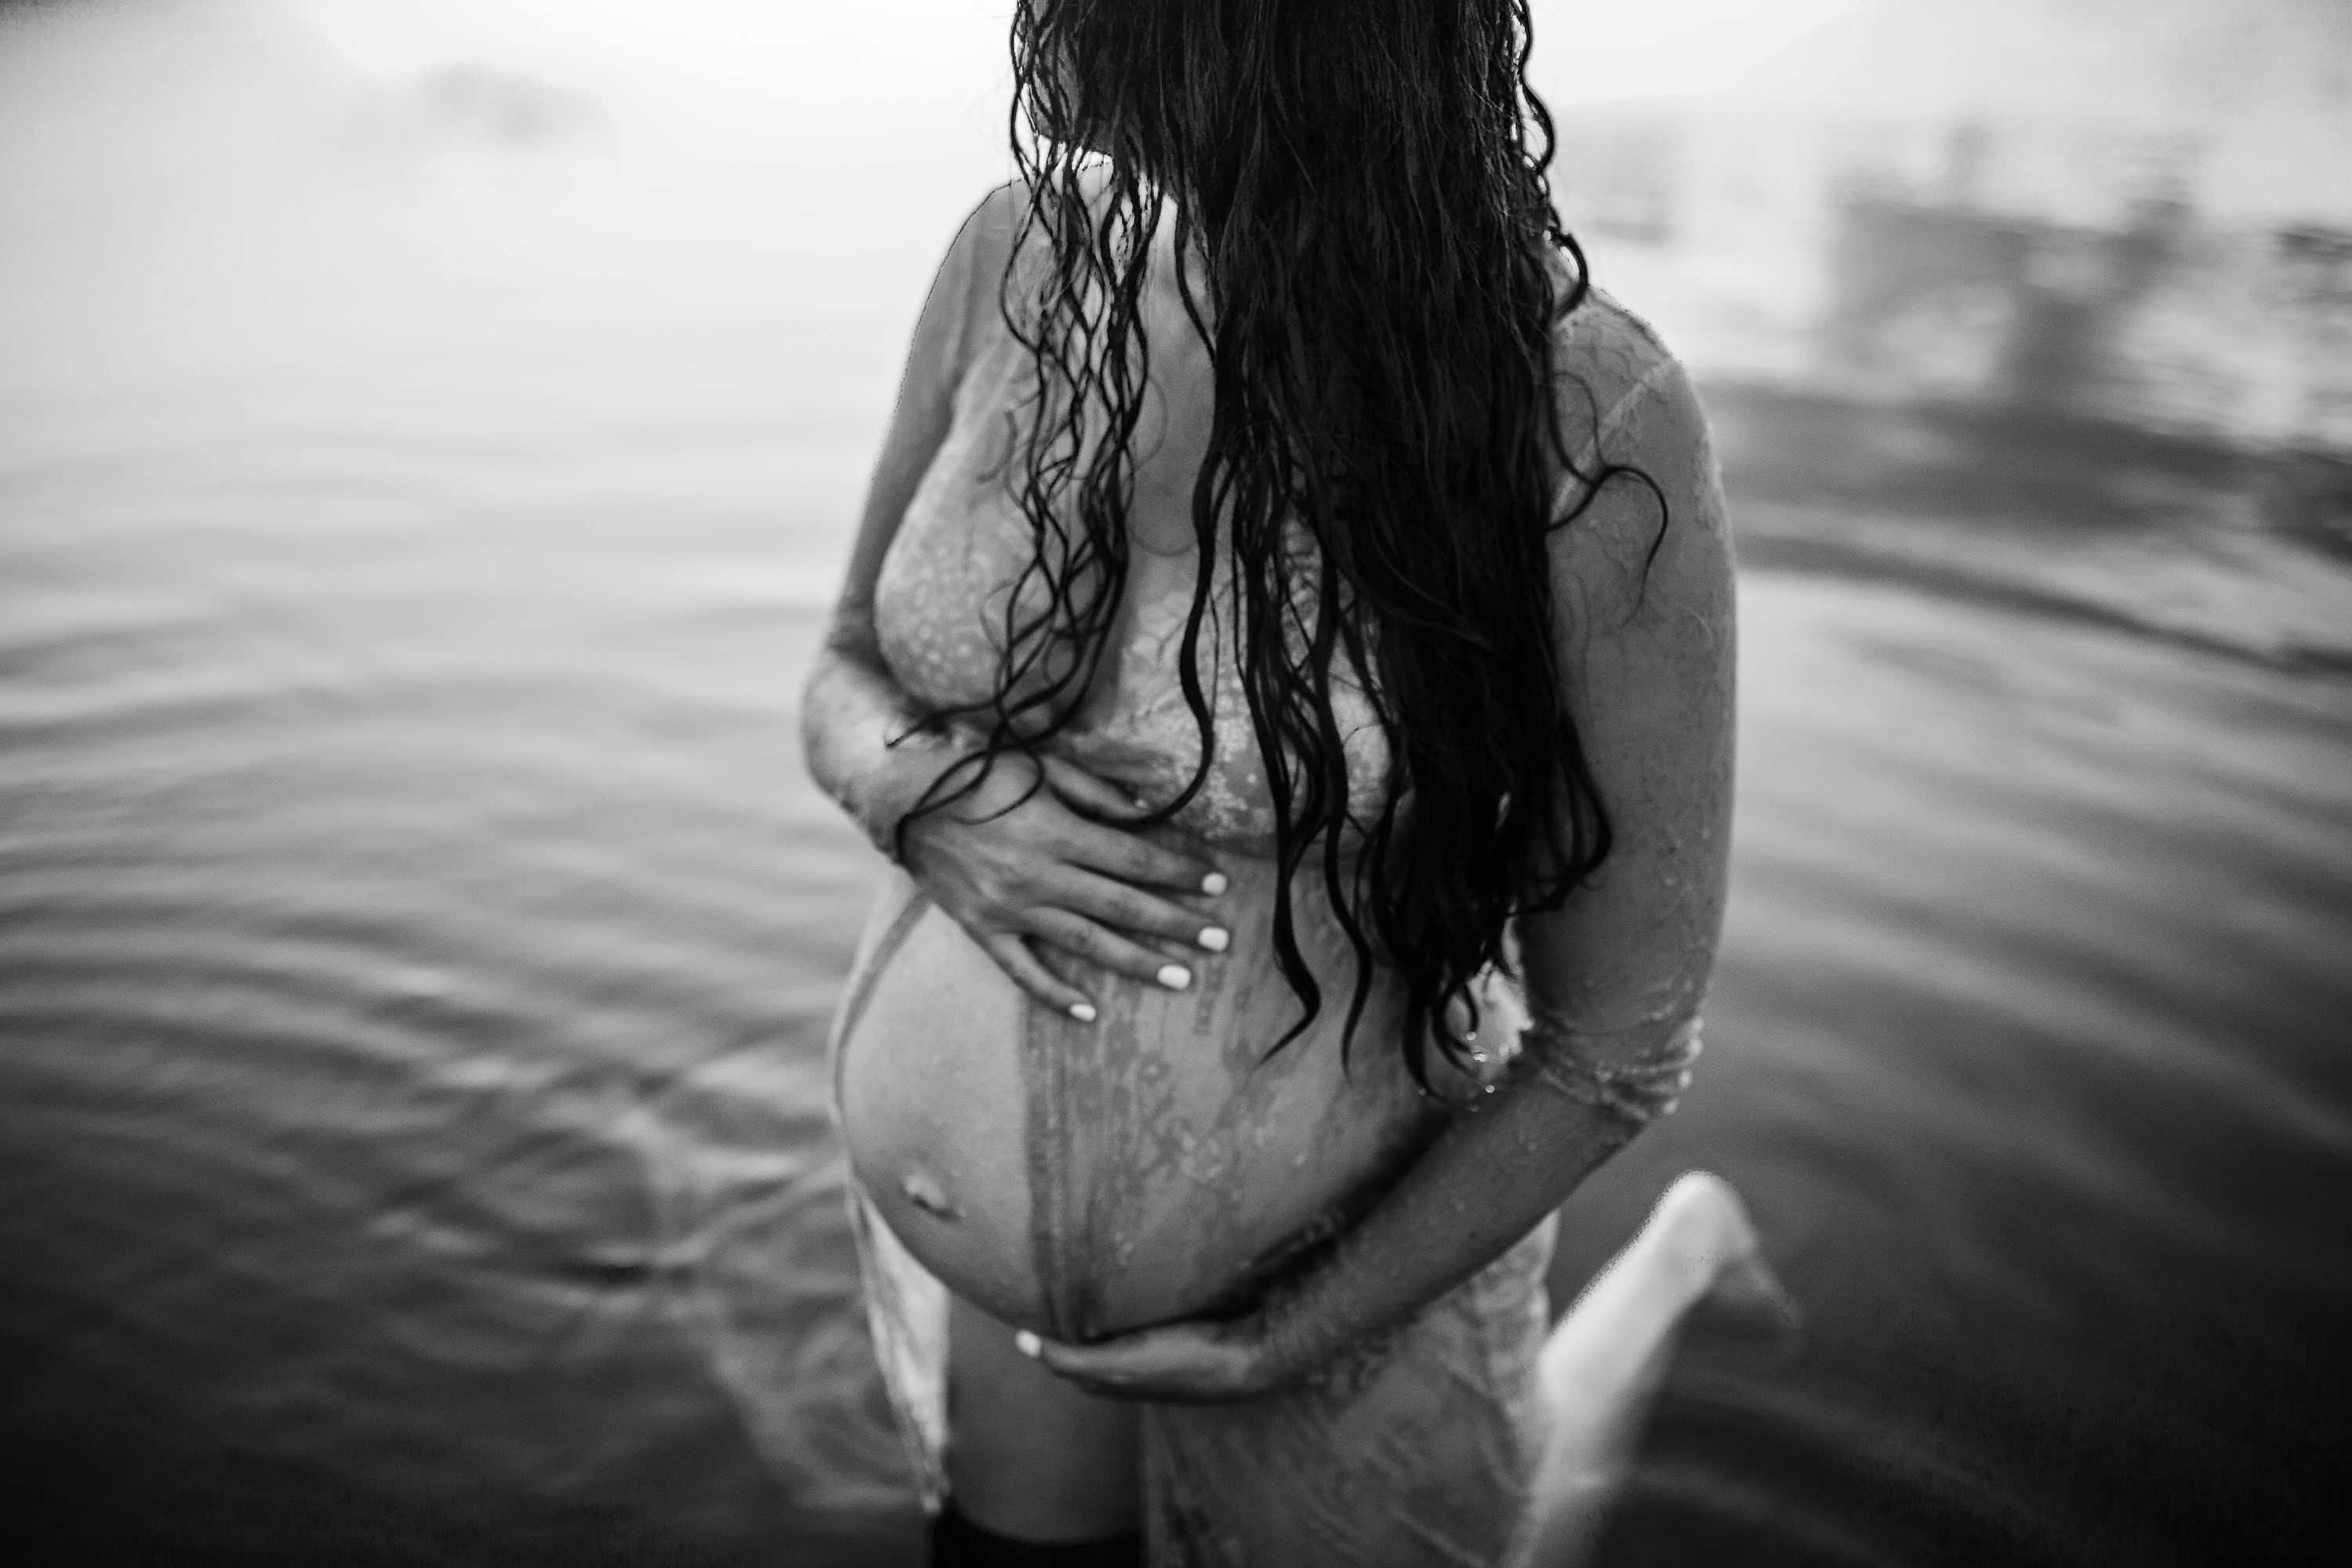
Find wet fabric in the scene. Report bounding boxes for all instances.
[829,876,1559,1568]
[867,183,1713,855]
[833,181,1715,1564]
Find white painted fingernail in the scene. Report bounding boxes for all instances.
[1014,1330,1041,1359]
[1200,872,1229,896]
[1197,927,1229,953]
[1069,1002,1097,1023]
[1156,964,1192,991]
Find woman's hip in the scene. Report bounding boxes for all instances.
[1138,1216,1559,1566]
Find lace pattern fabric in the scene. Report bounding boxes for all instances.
[1522,1010,1705,1126]
[827,880,1559,1567]
[836,183,1721,1564]
[867,184,1694,855]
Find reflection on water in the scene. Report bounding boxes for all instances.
[3,4,2350,1565]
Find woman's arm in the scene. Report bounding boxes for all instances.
[801,188,1232,1016]
[798,191,995,858]
[1033,354,1734,1397]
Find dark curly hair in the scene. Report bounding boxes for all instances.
[905,0,1653,1090]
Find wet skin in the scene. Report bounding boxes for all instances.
[836,846,1453,1338]
[803,180,1736,1526]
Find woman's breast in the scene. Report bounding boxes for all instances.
[834,850,1444,1341]
[871,345,1395,858]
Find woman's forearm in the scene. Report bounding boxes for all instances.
[799,194,1007,854]
[1238,350,1741,1379]
[1258,1031,1675,1380]
[800,625,961,860]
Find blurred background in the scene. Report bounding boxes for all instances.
[2,1,2347,1563]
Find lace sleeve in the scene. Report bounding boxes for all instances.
[1515,294,1734,1134]
[1519,1006,1705,1127]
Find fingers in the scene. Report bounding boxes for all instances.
[1033,756,1229,895]
[1018,1323,1276,1404]
[982,934,1099,1024]
[1038,754,1145,823]
[1022,1328,1153,1396]
[1049,867,1230,955]
[1062,816,1229,898]
[1026,909,1200,993]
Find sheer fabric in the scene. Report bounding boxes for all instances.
[832,183,1724,1566]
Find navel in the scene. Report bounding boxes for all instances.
[898,1166,961,1221]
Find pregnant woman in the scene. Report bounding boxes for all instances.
[802,2,1740,1563]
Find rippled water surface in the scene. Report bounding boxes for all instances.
[5,8,2350,1566]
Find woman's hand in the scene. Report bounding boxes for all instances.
[1018,1313,1289,1404]
[899,746,1231,1021]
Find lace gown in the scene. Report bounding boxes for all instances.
[824,182,1723,1567]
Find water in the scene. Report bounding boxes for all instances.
[5,6,2350,1566]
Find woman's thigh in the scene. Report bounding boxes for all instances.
[947,1294,1142,1541]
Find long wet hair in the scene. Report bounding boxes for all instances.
[906,0,1647,1090]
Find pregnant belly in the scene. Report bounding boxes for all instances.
[834,863,1444,1341]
